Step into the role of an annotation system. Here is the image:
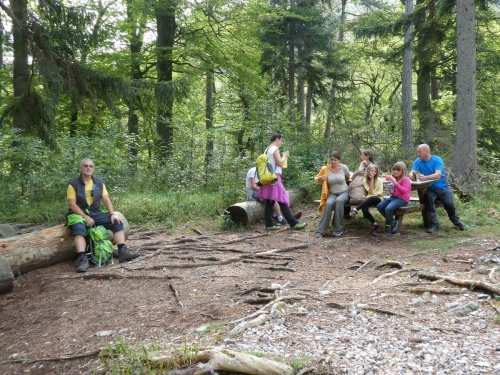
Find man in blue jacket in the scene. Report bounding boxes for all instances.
[410,144,467,234]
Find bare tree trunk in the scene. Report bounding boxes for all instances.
[155,1,176,157]
[305,83,312,126]
[401,0,413,153]
[126,0,146,159]
[205,70,214,167]
[288,0,296,125]
[324,0,346,138]
[11,0,30,131]
[452,0,477,192]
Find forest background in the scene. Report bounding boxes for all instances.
[0,0,499,229]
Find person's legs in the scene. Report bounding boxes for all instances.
[71,223,89,272]
[425,190,440,233]
[436,190,465,228]
[92,211,139,262]
[358,196,381,223]
[383,198,407,227]
[264,199,275,228]
[277,202,301,227]
[316,194,336,235]
[332,191,349,234]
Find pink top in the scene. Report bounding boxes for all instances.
[392,176,411,203]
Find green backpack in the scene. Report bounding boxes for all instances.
[86,226,114,267]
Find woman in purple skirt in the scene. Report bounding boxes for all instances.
[258,132,307,230]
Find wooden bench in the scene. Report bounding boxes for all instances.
[313,198,443,233]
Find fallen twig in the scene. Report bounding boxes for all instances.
[417,272,500,296]
[372,268,420,284]
[0,349,102,365]
[169,281,184,309]
[407,287,463,295]
[261,266,296,272]
[356,259,374,272]
[375,261,403,270]
[489,266,499,284]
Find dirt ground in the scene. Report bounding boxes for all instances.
[1,204,499,375]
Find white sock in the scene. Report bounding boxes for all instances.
[278,216,283,221]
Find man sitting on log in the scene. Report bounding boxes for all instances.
[67,158,139,273]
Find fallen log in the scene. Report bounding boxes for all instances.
[417,272,500,296]
[0,212,129,274]
[225,188,305,225]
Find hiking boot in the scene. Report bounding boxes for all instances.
[427,223,439,234]
[384,225,392,237]
[293,222,307,229]
[277,217,288,226]
[118,246,140,263]
[455,222,468,231]
[370,222,380,232]
[266,226,280,230]
[293,211,303,220]
[332,230,343,237]
[75,255,89,273]
[315,232,323,238]
[349,208,358,218]
[391,220,399,234]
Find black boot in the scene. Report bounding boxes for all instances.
[384,225,392,237]
[118,246,140,263]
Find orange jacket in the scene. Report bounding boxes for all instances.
[315,165,331,215]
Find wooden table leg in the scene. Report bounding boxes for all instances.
[417,188,430,228]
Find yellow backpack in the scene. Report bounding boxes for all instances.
[255,147,278,186]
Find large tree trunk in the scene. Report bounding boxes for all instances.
[225,189,305,226]
[11,0,30,131]
[0,213,130,275]
[155,1,176,157]
[324,0,346,138]
[401,0,413,153]
[452,0,477,192]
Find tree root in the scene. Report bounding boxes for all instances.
[151,348,295,375]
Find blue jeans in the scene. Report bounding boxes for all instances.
[425,189,461,225]
[377,197,407,227]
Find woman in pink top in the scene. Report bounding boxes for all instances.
[376,161,411,236]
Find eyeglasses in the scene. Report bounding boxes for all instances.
[82,164,94,168]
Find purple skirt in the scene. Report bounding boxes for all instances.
[258,174,290,207]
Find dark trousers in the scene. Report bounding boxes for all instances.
[356,196,382,224]
[265,200,298,228]
[425,189,461,225]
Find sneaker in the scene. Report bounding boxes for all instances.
[370,222,380,232]
[455,222,468,231]
[118,246,140,263]
[293,211,303,220]
[391,220,399,234]
[332,231,343,237]
[277,217,288,226]
[349,208,358,218]
[427,223,439,234]
[293,222,307,229]
[266,226,280,230]
[315,232,323,238]
[75,255,89,273]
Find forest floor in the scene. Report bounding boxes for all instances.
[1,203,500,375]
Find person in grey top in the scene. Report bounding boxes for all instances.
[314,151,350,238]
